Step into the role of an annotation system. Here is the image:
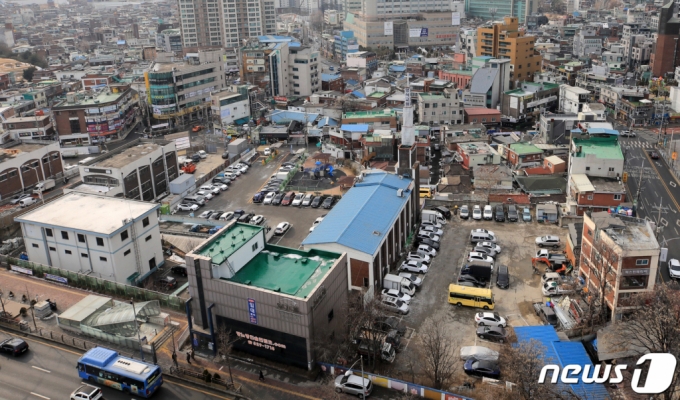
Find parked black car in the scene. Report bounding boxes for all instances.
[464,358,501,379]
[373,316,407,337]
[272,193,285,205]
[322,196,335,209]
[494,205,505,222]
[238,213,254,223]
[157,276,178,290]
[191,154,201,163]
[221,151,229,159]
[432,206,451,219]
[419,238,440,250]
[311,195,325,208]
[252,192,265,203]
[496,265,509,289]
[171,265,188,277]
[458,274,486,288]
[507,205,518,222]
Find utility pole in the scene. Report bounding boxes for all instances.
[656,197,664,240]
[25,285,37,331]
[636,158,644,204]
[658,85,667,144]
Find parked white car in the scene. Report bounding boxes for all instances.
[669,259,680,279]
[472,205,482,220]
[292,193,305,206]
[416,244,437,257]
[177,203,199,212]
[483,205,493,220]
[478,241,501,254]
[535,235,561,248]
[399,272,423,287]
[406,251,431,264]
[380,296,409,315]
[419,225,443,236]
[212,183,228,191]
[263,192,277,205]
[250,215,265,225]
[474,312,507,327]
[200,185,221,196]
[381,288,412,304]
[196,190,214,200]
[399,260,429,274]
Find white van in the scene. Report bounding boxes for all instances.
[19,197,37,207]
[470,231,497,243]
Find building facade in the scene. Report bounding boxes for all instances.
[16,193,164,285]
[417,90,464,125]
[210,89,251,132]
[2,115,55,141]
[0,140,63,199]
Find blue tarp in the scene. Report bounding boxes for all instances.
[321,73,341,82]
[340,124,369,132]
[587,128,619,135]
[389,65,407,72]
[350,90,365,98]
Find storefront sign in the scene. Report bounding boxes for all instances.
[436,34,456,39]
[384,21,393,36]
[45,273,68,284]
[10,265,33,275]
[248,298,258,324]
[236,331,286,351]
[274,96,288,103]
[621,268,650,276]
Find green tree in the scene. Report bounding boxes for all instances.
[23,66,37,82]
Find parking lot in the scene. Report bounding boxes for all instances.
[173,150,330,248]
[385,209,569,383]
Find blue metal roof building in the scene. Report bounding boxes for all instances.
[514,326,610,399]
[302,171,417,291]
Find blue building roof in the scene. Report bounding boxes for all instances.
[257,35,296,43]
[270,110,319,124]
[350,89,364,97]
[317,117,339,128]
[340,124,369,132]
[321,73,341,82]
[514,326,610,399]
[302,171,412,255]
[587,128,619,135]
[390,65,407,72]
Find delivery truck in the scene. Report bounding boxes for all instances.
[383,274,416,296]
[33,179,55,194]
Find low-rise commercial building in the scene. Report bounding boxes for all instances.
[417,90,464,125]
[76,139,179,201]
[210,89,251,132]
[15,192,164,285]
[341,109,398,130]
[501,81,560,122]
[559,85,591,114]
[2,114,55,141]
[0,139,64,199]
[457,141,501,168]
[185,223,348,369]
[567,174,627,216]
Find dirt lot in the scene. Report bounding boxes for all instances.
[384,212,570,385]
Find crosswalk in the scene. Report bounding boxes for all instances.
[622,140,654,149]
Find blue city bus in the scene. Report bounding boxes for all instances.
[76,347,163,398]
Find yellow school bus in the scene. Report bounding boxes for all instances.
[448,284,495,310]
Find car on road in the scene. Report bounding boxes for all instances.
[406,251,431,264]
[620,130,636,137]
[301,193,315,206]
[483,205,493,220]
[177,203,199,212]
[0,338,28,356]
[263,148,271,156]
[494,205,505,222]
[311,195,325,208]
[157,276,178,290]
[272,192,285,205]
[464,358,501,379]
[476,326,508,343]
[252,192,265,203]
[70,384,104,400]
[475,312,507,327]
[334,374,372,398]
[651,151,660,159]
[9,193,32,205]
[281,191,296,206]
[522,207,532,222]
[274,222,291,235]
[381,288,412,304]
[263,192,277,205]
[419,225,443,236]
[399,272,423,287]
[399,260,429,274]
[669,259,680,279]
[322,196,336,209]
[222,151,229,159]
[191,125,204,132]
[250,215,265,225]
[536,235,561,248]
[457,274,486,287]
[472,205,482,220]
[171,265,188,277]
[460,204,469,219]
[292,193,305,206]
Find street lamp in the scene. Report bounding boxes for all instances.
[130,298,145,361]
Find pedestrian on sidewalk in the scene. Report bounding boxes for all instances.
[172,351,178,368]
[190,348,196,361]
[186,351,191,365]
[259,370,265,382]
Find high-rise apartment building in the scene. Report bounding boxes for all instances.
[476,17,542,87]
[178,0,276,50]
[361,0,451,16]
[464,0,536,23]
[650,0,680,77]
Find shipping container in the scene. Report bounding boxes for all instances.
[169,174,196,195]
[228,138,248,156]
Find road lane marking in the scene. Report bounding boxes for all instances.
[31,366,51,373]
[672,181,677,188]
[30,393,50,400]
[644,151,680,212]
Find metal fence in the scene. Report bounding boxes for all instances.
[1,256,186,311]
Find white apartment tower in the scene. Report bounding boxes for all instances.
[178,0,276,49]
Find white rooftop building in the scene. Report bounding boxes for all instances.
[15,193,163,285]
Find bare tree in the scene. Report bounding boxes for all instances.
[214,324,236,388]
[472,165,503,205]
[617,282,680,400]
[417,318,459,390]
[343,293,390,370]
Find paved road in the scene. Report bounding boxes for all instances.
[621,135,680,283]
[0,329,235,400]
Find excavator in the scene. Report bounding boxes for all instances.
[532,257,572,275]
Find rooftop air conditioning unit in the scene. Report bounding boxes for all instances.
[397,189,404,197]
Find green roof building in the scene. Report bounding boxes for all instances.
[185,222,348,370]
[569,135,624,179]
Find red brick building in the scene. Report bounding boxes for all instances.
[0,73,9,90]
[322,75,345,93]
[569,174,627,216]
[438,69,473,89]
[464,108,501,126]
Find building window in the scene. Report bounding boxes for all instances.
[585,167,590,171]
[143,217,149,227]
[96,237,104,246]
[636,259,649,266]
[124,249,131,256]
[614,194,622,200]
[49,247,55,251]
[328,309,334,322]
[78,234,85,243]
[81,253,88,258]
[252,242,259,251]
[65,249,72,255]
[145,235,152,242]
[32,243,39,248]
[609,167,615,172]
[620,275,647,289]
[61,231,69,240]
[100,257,107,261]
[121,230,129,241]
[45,228,53,237]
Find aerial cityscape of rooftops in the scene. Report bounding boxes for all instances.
[0,0,679,398]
